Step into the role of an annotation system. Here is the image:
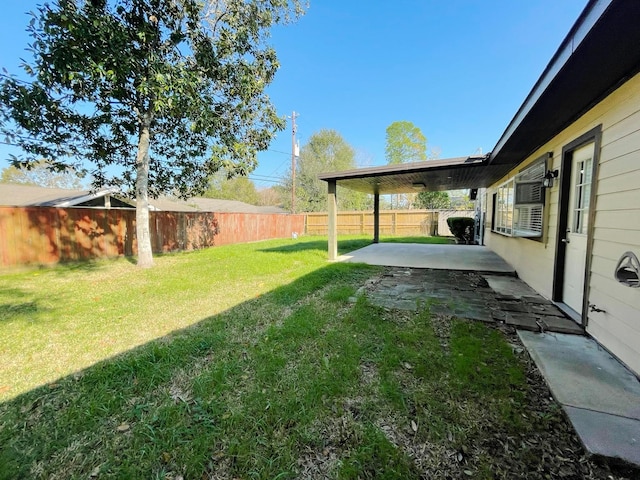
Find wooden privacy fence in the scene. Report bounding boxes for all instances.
[304,210,476,237]
[212,212,304,246]
[0,206,304,268]
[305,210,439,236]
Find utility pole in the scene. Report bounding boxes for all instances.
[291,111,298,213]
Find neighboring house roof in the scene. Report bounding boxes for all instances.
[186,197,287,214]
[321,0,640,194]
[146,196,199,212]
[0,184,132,208]
[0,185,285,214]
[254,205,289,214]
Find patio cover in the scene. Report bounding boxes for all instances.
[318,155,497,195]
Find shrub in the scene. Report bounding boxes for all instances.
[446,216,475,243]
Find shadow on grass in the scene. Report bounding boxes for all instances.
[381,236,455,245]
[258,237,373,255]
[0,287,51,323]
[0,261,379,479]
[0,301,42,321]
[259,236,453,256]
[0,258,108,277]
[36,258,109,276]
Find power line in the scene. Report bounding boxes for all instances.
[248,175,286,183]
[266,158,290,177]
[249,172,284,179]
[247,176,284,185]
[265,148,291,156]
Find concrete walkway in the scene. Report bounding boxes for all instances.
[337,243,515,273]
[519,331,640,467]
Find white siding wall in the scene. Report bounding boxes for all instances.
[485,72,640,375]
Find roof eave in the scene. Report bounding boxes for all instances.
[318,156,492,195]
[47,187,121,207]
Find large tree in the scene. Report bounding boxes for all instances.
[414,190,451,210]
[284,129,370,212]
[0,0,304,267]
[385,121,428,208]
[385,121,427,165]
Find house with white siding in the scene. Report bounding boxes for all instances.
[320,0,640,376]
[483,0,640,376]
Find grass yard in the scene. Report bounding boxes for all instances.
[0,235,632,479]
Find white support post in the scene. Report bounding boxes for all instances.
[373,193,380,243]
[328,180,338,261]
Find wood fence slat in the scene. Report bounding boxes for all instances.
[303,210,442,236]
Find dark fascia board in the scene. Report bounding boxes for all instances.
[318,156,485,182]
[489,0,640,169]
[318,156,493,195]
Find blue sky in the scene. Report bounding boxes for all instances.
[0,1,588,189]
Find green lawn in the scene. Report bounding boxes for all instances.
[0,235,627,479]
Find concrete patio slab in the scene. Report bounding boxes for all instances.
[337,243,515,274]
[518,330,640,466]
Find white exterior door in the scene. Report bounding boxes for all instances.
[562,142,595,314]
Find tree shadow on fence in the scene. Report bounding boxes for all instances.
[0,206,224,269]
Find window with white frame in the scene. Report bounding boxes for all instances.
[494,180,513,235]
[492,154,549,238]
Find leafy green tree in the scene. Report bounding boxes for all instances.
[385,121,427,165]
[284,129,371,212]
[1,160,86,189]
[0,0,304,267]
[414,191,451,210]
[385,121,428,208]
[203,172,259,205]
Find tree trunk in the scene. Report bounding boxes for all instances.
[135,117,154,268]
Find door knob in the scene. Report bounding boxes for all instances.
[561,238,570,244]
